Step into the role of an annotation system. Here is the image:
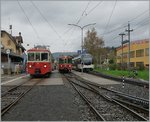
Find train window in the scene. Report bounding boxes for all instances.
[59,58,64,63]
[68,58,72,63]
[28,53,34,61]
[65,59,67,63]
[35,53,40,61]
[41,53,48,61]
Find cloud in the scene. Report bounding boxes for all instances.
[1,1,149,53]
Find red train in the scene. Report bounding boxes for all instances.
[26,45,52,77]
[58,56,72,73]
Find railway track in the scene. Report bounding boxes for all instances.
[1,78,43,116]
[72,72,149,108]
[1,77,32,97]
[64,73,148,121]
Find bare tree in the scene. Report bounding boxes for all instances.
[84,28,104,66]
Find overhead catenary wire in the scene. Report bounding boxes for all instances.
[31,1,65,42]
[76,0,91,24]
[17,0,43,45]
[104,0,117,34]
[85,1,103,15]
[63,1,94,47]
[81,0,91,16]
[61,1,92,36]
[62,1,103,36]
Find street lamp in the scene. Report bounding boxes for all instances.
[68,23,96,73]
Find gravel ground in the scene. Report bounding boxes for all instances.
[101,83,149,100]
[69,77,140,121]
[79,85,143,121]
[2,72,149,121]
[2,85,82,121]
[62,75,98,121]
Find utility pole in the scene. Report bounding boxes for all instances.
[125,22,133,76]
[119,33,125,70]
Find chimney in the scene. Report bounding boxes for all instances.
[19,32,21,36]
[9,25,12,35]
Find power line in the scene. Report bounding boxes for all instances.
[101,17,149,36]
[100,25,127,36]
[134,21,149,30]
[102,9,148,37]
[17,0,43,45]
[112,35,120,41]
[104,0,117,34]
[31,1,64,42]
[130,9,149,22]
[133,17,150,27]
[86,1,103,15]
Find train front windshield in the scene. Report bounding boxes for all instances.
[59,58,72,64]
[83,55,93,64]
[28,52,49,61]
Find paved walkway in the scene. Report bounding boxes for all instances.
[1,73,29,85]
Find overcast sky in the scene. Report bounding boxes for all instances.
[1,1,149,53]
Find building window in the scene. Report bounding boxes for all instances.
[123,52,128,58]
[145,48,149,56]
[7,40,11,46]
[136,62,144,68]
[136,49,144,57]
[130,62,135,67]
[117,56,121,59]
[130,51,135,58]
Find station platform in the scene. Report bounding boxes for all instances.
[72,70,120,85]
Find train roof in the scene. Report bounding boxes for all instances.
[27,48,51,53]
[59,55,72,59]
[72,53,92,60]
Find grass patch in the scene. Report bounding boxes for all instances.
[94,68,149,81]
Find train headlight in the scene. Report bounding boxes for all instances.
[69,65,71,68]
[29,65,32,68]
[60,65,63,67]
[44,65,47,68]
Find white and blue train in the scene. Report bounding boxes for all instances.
[72,53,94,72]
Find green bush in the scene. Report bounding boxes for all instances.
[109,59,114,64]
[109,63,116,70]
[116,64,121,70]
[136,64,145,71]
